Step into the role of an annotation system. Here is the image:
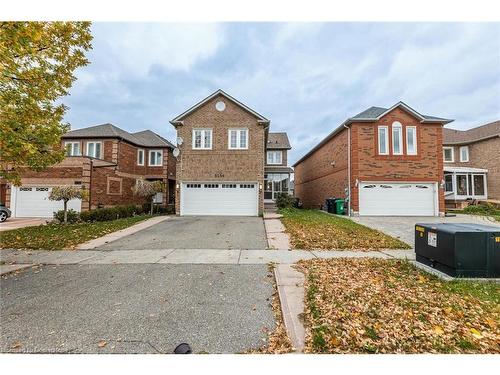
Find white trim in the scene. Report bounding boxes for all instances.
[86,141,102,159]
[444,166,487,173]
[148,149,163,166]
[406,126,417,155]
[459,145,469,162]
[267,150,282,165]
[378,126,389,155]
[192,128,213,150]
[137,149,144,166]
[443,146,454,163]
[228,128,249,150]
[64,141,81,156]
[392,121,403,155]
[170,89,269,125]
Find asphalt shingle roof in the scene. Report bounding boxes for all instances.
[267,132,291,149]
[443,120,500,145]
[63,124,175,148]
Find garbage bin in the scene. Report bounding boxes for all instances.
[325,198,336,213]
[334,199,344,215]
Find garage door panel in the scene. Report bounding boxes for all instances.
[359,183,436,216]
[181,182,258,216]
[14,186,82,218]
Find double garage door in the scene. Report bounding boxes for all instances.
[181,182,258,216]
[12,186,82,218]
[359,182,437,216]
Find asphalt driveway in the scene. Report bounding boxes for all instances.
[96,216,268,250]
[352,214,500,247]
[1,264,275,354]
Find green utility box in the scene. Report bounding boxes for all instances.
[334,199,344,215]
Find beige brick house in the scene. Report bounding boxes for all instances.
[170,89,292,216]
[2,124,176,218]
[443,120,500,207]
[294,102,452,216]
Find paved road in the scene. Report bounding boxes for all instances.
[353,214,500,247]
[1,264,275,354]
[96,216,268,250]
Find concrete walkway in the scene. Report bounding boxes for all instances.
[0,248,415,266]
[263,212,291,250]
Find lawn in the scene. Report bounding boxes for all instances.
[279,208,410,250]
[0,215,151,250]
[297,258,500,353]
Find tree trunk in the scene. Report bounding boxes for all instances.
[150,198,154,215]
[63,200,68,223]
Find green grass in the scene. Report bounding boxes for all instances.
[0,215,151,250]
[440,278,500,305]
[452,203,500,222]
[279,207,410,250]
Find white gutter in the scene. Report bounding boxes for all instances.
[344,123,351,217]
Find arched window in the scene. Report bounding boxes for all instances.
[392,121,403,155]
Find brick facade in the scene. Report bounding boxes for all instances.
[444,137,500,199]
[173,93,266,215]
[294,106,446,215]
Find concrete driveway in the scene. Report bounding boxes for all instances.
[96,216,268,250]
[353,214,500,247]
[1,263,275,354]
[0,218,48,232]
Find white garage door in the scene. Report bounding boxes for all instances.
[181,182,258,216]
[359,182,437,216]
[12,186,82,218]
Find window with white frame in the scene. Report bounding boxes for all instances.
[267,150,282,164]
[148,150,163,166]
[392,122,403,155]
[64,141,81,156]
[443,147,454,162]
[137,149,144,166]
[86,141,102,158]
[459,146,469,162]
[406,126,417,155]
[192,129,212,149]
[378,126,389,155]
[444,174,453,192]
[228,128,249,149]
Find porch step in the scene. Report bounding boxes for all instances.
[264,202,277,213]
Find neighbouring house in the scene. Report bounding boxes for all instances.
[293,102,453,217]
[442,120,500,208]
[170,89,292,216]
[2,123,176,218]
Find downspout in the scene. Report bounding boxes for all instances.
[343,123,351,216]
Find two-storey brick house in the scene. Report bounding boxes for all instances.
[442,120,500,207]
[170,89,292,216]
[4,123,175,218]
[294,102,452,216]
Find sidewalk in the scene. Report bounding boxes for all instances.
[0,248,415,267]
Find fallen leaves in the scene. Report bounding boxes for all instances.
[10,341,22,350]
[279,208,410,250]
[297,258,500,354]
[98,340,107,348]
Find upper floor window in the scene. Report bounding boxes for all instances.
[228,129,249,149]
[267,150,282,164]
[149,150,163,166]
[459,146,469,162]
[65,141,81,156]
[192,129,212,149]
[392,122,403,155]
[406,126,417,155]
[378,126,389,155]
[443,147,454,162]
[137,149,144,166]
[86,141,102,159]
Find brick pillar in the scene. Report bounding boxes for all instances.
[81,159,91,211]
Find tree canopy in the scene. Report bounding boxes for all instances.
[0,22,92,184]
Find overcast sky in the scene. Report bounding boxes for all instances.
[64,22,500,164]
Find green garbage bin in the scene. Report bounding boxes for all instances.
[334,199,344,215]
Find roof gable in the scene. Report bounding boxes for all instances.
[351,102,452,124]
[170,89,270,125]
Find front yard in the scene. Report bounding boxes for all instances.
[279,208,410,250]
[297,258,499,353]
[0,215,151,250]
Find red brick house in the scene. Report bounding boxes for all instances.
[170,89,292,216]
[2,123,176,218]
[293,102,453,216]
[443,120,500,207]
